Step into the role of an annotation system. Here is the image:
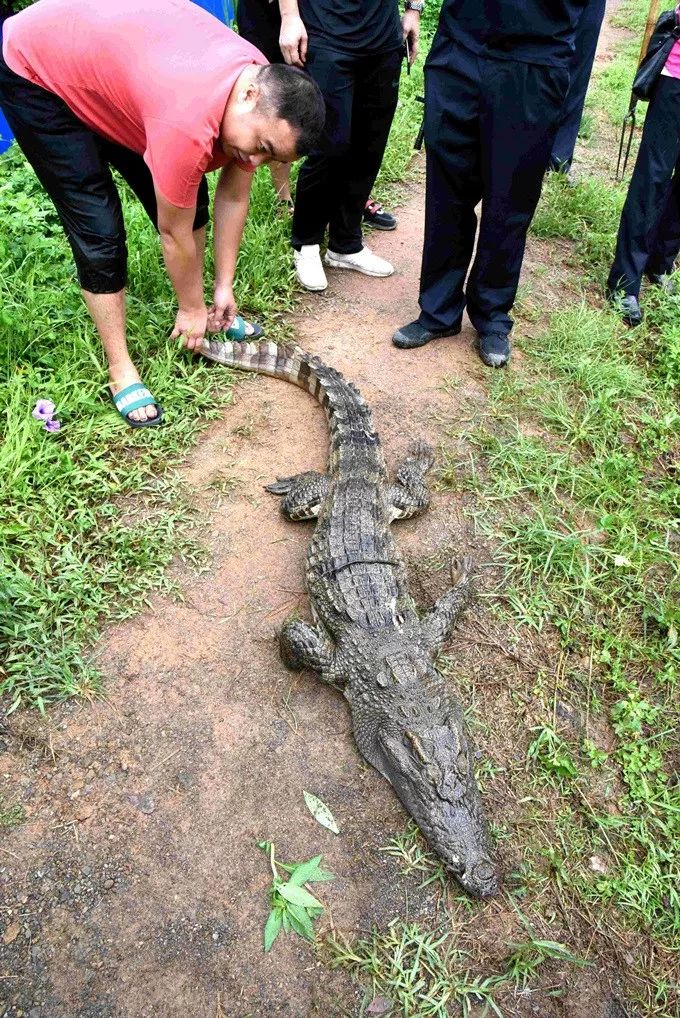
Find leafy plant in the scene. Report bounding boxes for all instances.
[257,840,334,952]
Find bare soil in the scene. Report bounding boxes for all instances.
[1,4,648,1016]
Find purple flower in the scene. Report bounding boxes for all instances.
[32,399,56,421]
[44,419,61,433]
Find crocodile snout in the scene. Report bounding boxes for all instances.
[453,856,500,899]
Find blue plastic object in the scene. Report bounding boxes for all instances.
[0,107,12,155]
[190,0,235,26]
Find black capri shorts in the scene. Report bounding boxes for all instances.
[0,42,209,294]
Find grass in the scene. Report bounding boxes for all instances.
[0,31,430,711]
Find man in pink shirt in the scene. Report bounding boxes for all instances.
[0,0,324,426]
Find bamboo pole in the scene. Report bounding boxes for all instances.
[637,0,661,67]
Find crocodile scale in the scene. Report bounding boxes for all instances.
[201,338,499,897]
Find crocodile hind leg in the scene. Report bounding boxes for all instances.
[421,557,475,655]
[387,441,436,520]
[279,619,339,687]
[265,471,330,521]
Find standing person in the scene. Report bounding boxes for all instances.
[236,0,296,209]
[278,0,421,292]
[549,0,607,179]
[608,8,680,327]
[0,0,324,426]
[236,0,398,230]
[393,0,587,368]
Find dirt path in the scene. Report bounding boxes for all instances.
[1,5,639,1016]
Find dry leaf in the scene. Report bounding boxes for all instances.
[2,922,20,945]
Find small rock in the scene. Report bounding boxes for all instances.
[129,793,155,815]
[589,855,608,875]
[75,804,94,822]
[366,998,393,1016]
[103,879,114,890]
[176,770,195,791]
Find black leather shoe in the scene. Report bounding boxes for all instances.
[392,320,461,349]
[478,332,511,368]
[646,271,676,295]
[612,293,643,327]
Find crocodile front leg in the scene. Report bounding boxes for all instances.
[265,471,330,521]
[387,441,435,520]
[279,618,337,675]
[421,557,474,656]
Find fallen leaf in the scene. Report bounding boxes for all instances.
[2,922,20,945]
[303,791,339,834]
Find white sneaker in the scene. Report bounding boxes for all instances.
[294,244,328,291]
[324,245,394,277]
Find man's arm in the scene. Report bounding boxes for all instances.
[209,162,253,332]
[155,186,207,351]
[278,0,307,67]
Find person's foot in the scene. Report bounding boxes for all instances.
[363,199,397,231]
[392,320,462,349]
[109,366,159,423]
[478,332,511,368]
[611,292,643,327]
[645,270,676,295]
[325,245,394,277]
[294,244,328,291]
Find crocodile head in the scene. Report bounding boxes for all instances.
[376,717,498,897]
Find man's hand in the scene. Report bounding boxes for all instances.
[402,9,420,64]
[208,283,237,332]
[279,13,307,66]
[171,306,208,351]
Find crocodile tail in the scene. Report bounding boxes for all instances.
[200,338,370,416]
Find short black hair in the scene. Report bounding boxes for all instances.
[256,64,325,157]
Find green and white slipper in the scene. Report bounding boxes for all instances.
[223,315,263,341]
[110,382,164,429]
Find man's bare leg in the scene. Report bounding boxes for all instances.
[270,161,292,205]
[82,226,207,422]
[82,288,157,423]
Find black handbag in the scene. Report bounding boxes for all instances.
[633,7,680,101]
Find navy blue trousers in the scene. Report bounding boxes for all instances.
[608,75,680,296]
[550,0,606,171]
[418,35,569,336]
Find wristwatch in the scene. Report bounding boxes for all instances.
[405,1,424,11]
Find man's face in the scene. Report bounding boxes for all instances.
[221,76,300,168]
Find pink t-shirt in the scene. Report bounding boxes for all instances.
[663,5,680,79]
[2,0,267,207]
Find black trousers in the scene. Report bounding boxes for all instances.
[418,33,569,336]
[0,43,208,294]
[291,43,401,254]
[608,75,680,297]
[550,0,606,171]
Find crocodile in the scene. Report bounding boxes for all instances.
[201,337,499,898]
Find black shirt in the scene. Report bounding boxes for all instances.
[298,0,402,55]
[439,0,589,67]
